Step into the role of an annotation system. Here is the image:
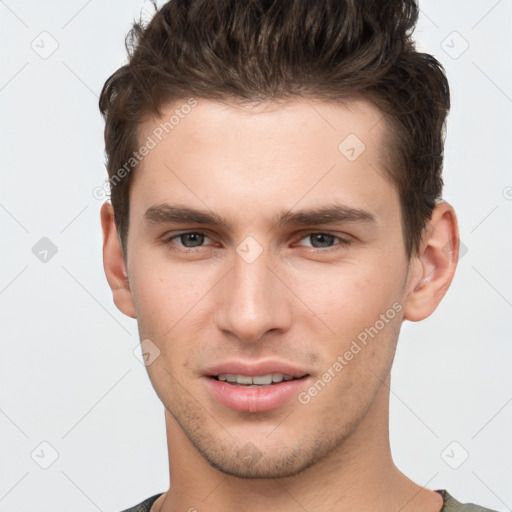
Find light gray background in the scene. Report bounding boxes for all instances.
[1,1,511,511]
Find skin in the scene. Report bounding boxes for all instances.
[101,97,459,512]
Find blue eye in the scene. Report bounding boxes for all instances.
[169,232,209,248]
[297,233,349,249]
[163,231,351,252]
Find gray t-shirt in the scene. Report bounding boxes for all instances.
[118,489,498,512]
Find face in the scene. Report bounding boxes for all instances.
[120,97,418,478]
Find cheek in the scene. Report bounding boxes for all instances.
[129,257,187,336]
[129,249,222,344]
[295,259,402,338]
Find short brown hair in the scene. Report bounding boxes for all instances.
[99,0,450,259]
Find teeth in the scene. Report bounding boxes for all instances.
[237,375,253,385]
[217,373,296,385]
[253,375,273,385]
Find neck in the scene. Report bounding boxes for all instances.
[154,375,443,512]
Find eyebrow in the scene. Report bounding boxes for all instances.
[144,203,376,230]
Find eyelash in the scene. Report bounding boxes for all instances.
[162,231,352,253]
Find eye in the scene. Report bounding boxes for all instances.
[161,231,351,252]
[296,232,351,250]
[164,231,212,249]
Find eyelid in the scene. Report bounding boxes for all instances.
[162,230,352,251]
[293,231,352,248]
[163,230,215,248]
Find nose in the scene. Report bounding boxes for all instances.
[215,246,293,344]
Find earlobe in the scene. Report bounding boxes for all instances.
[100,202,137,319]
[402,201,460,322]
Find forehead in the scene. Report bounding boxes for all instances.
[131,96,396,226]
[139,96,387,158]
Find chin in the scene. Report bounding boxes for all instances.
[193,435,333,480]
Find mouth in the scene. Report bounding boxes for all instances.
[210,373,308,387]
[203,364,311,413]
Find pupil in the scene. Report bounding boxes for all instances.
[312,233,334,248]
[182,233,204,247]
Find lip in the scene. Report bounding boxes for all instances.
[202,359,311,413]
[202,360,310,379]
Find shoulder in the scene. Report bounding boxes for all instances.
[118,493,165,512]
[438,490,499,512]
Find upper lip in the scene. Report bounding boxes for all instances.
[203,360,310,379]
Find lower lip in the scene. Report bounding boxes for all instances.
[204,377,309,413]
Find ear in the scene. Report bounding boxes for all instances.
[402,200,460,322]
[100,202,136,319]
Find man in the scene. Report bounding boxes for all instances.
[98,0,497,511]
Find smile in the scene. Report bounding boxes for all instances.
[205,374,310,413]
[216,373,297,385]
